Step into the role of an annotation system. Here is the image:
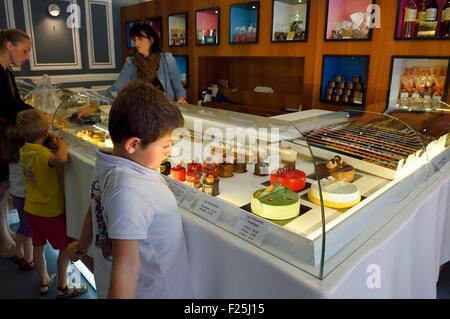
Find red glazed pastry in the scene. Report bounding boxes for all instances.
[171,165,186,182]
[270,167,306,192]
[203,159,219,179]
[186,170,202,188]
[187,161,202,173]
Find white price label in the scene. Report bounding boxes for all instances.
[168,181,188,205]
[233,214,270,246]
[195,198,223,223]
[180,190,198,210]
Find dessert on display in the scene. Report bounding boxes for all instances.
[302,117,434,174]
[219,162,234,178]
[280,148,297,169]
[254,161,270,176]
[171,164,186,182]
[308,177,361,209]
[186,170,202,189]
[233,160,247,173]
[76,129,112,148]
[202,175,220,196]
[203,158,219,179]
[326,156,355,183]
[186,161,202,188]
[270,167,306,192]
[251,182,300,220]
[160,159,171,176]
[187,161,202,173]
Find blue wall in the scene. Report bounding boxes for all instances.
[230,3,259,41]
[321,56,369,100]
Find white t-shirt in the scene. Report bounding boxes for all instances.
[90,149,194,299]
[8,161,26,198]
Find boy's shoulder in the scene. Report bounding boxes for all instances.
[20,143,51,157]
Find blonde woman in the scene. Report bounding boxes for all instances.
[0,28,32,257]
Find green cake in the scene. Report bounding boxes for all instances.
[251,182,300,220]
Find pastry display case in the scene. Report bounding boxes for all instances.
[51,91,449,279]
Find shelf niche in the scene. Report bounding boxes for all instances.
[198,56,304,117]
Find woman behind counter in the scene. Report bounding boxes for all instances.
[111,22,187,104]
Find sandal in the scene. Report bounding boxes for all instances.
[19,258,35,270]
[40,273,56,295]
[57,284,88,299]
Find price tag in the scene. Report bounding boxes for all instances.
[194,198,223,223]
[168,181,188,205]
[233,214,270,246]
[180,190,198,210]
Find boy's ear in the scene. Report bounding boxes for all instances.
[124,137,141,154]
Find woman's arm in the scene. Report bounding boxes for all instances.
[165,53,187,103]
[108,239,140,299]
[109,57,136,97]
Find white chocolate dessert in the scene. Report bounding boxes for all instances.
[280,148,297,168]
[308,177,361,209]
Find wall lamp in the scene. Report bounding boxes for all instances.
[48,3,61,17]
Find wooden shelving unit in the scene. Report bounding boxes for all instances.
[120,0,450,115]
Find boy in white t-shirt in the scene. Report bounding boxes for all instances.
[68,81,194,299]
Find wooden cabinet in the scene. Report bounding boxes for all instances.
[121,0,450,114]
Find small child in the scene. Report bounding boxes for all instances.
[68,81,194,298]
[16,109,88,298]
[4,125,34,270]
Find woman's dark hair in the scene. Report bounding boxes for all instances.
[129,23,161,53]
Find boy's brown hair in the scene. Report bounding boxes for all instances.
[16,109,48,142]
[109,80,184,146]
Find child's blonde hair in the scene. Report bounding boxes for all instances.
[16,109,48,142]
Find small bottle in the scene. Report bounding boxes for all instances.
[441,0,450,37]
[417,0,428,24]
[425,0,439,22]
[403,0,418,38]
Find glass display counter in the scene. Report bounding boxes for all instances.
[52,91,449,279]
